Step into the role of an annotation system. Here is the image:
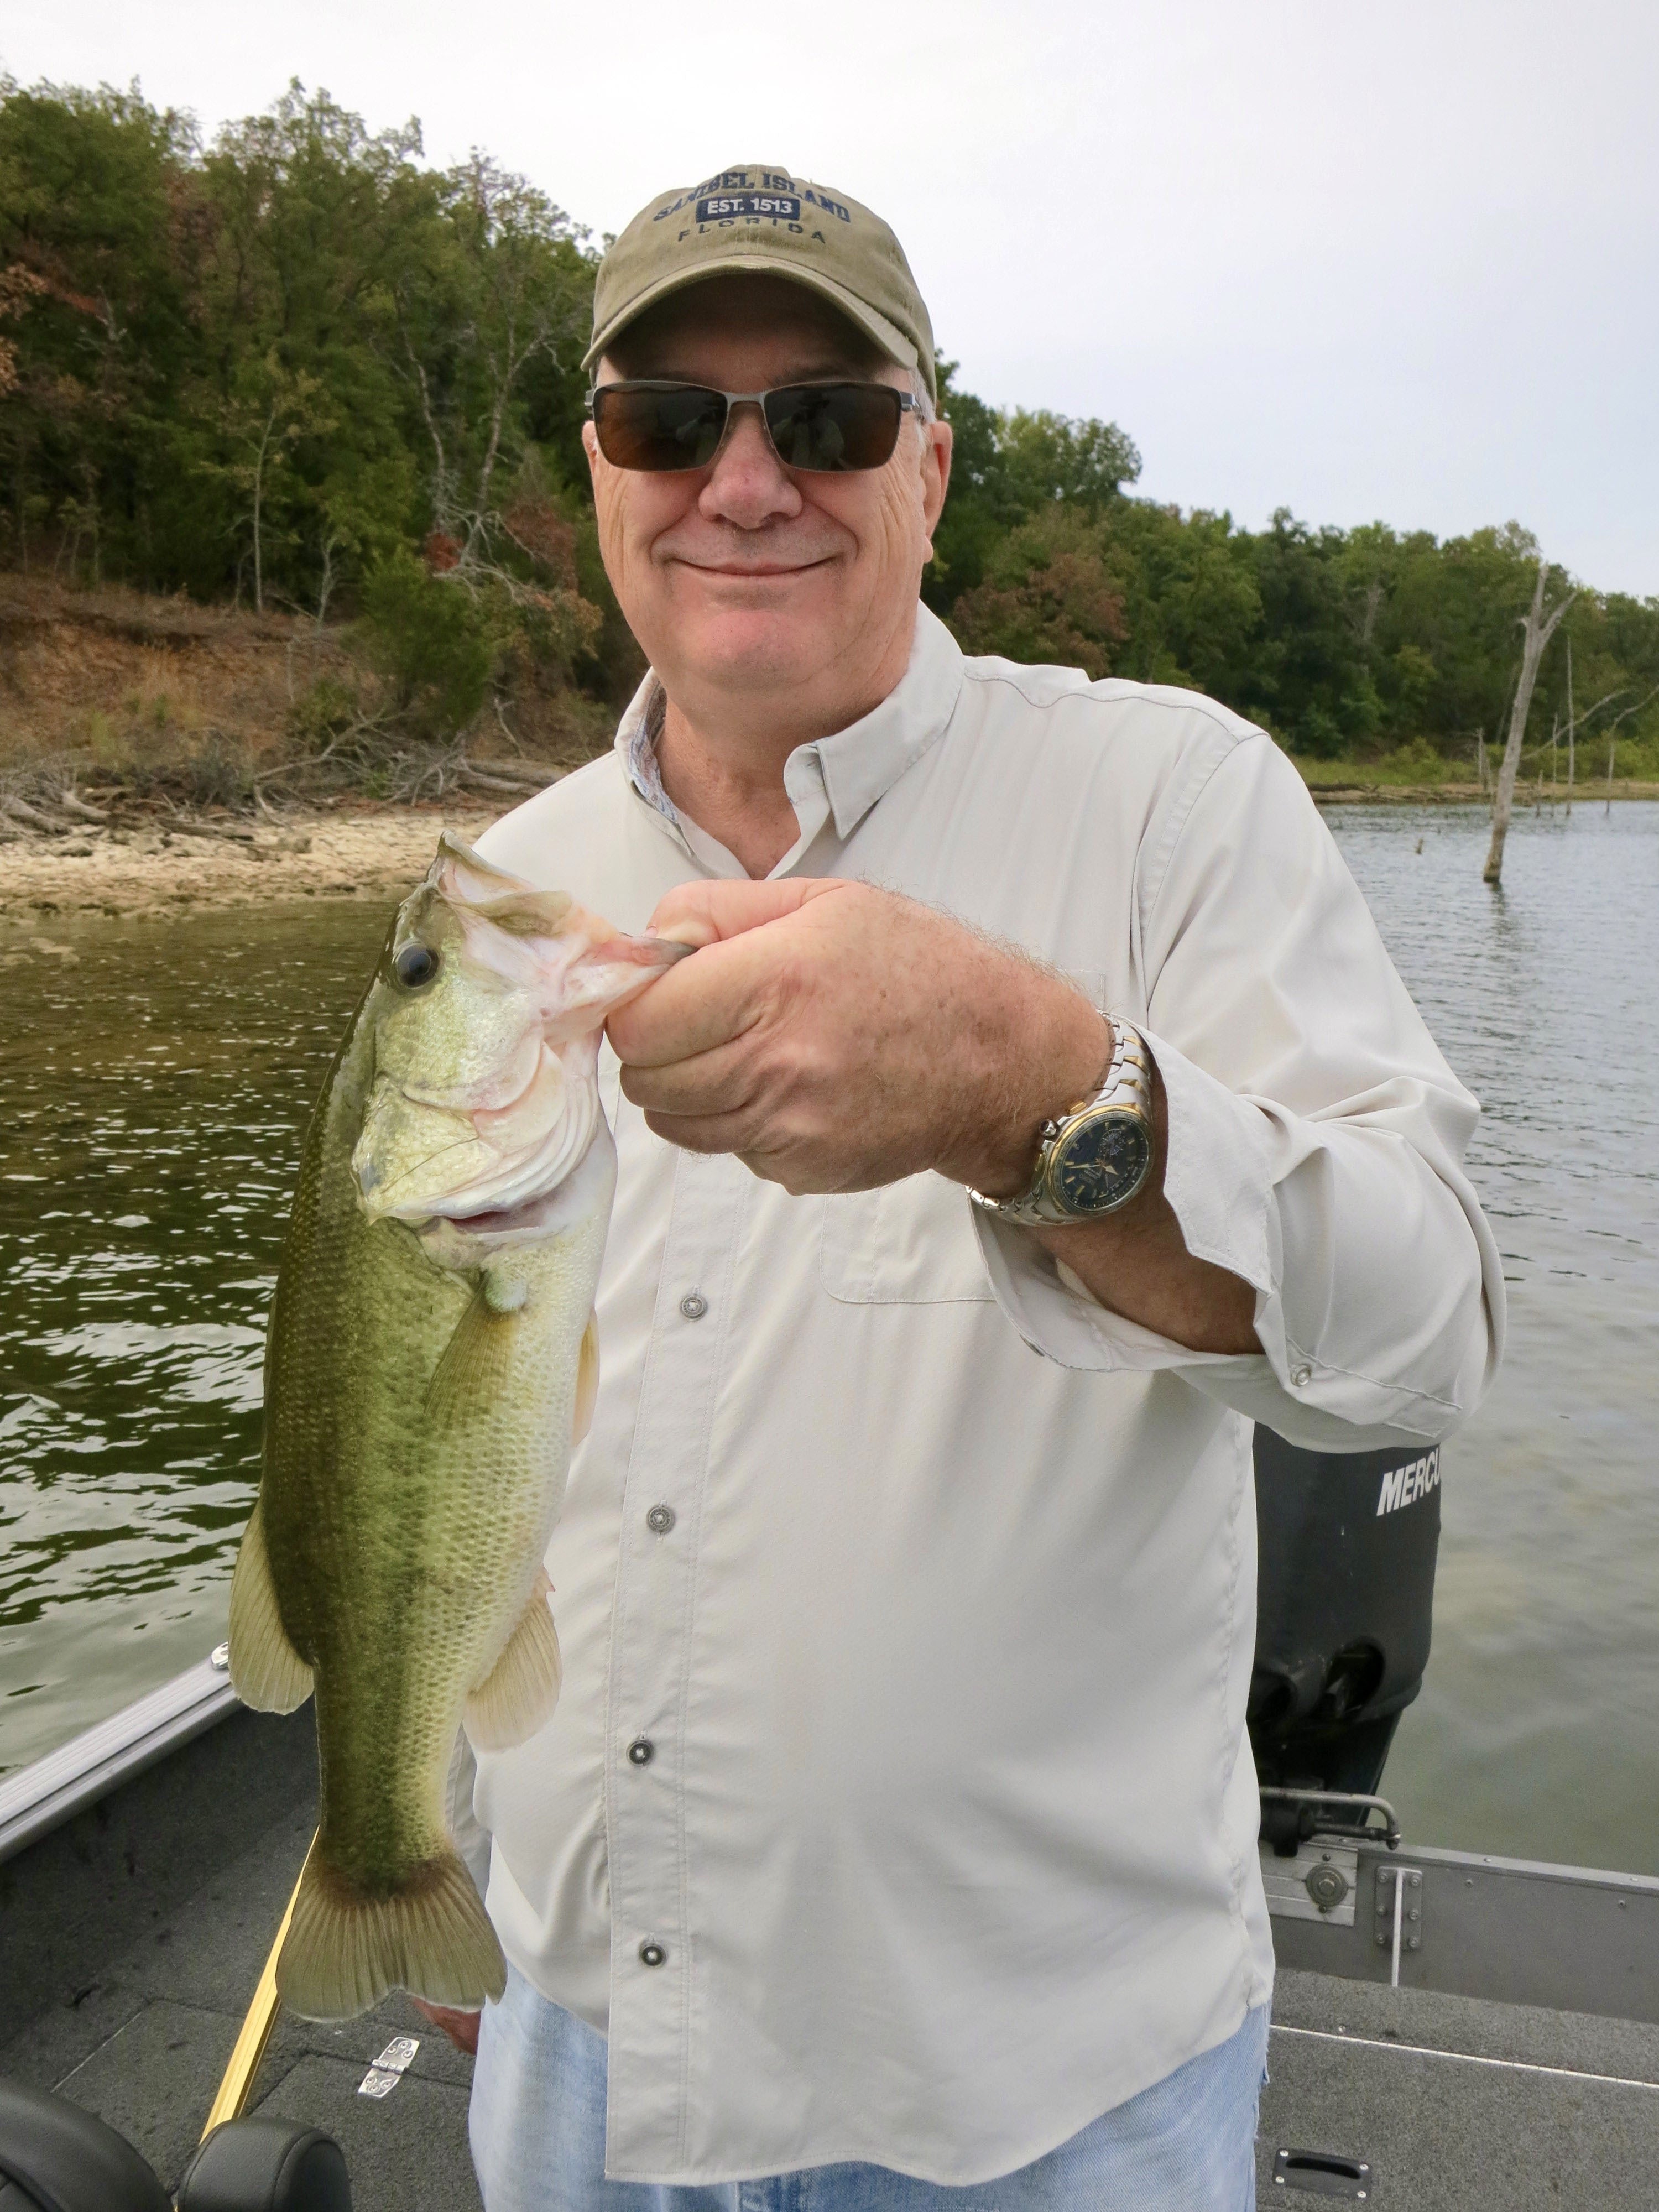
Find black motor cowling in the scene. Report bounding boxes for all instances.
[1250,1426,1443,1847]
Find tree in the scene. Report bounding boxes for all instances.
[994,408,1140,514]
[1484,557,1573,885]
[4,75,1659,778]
[198,349,336,610]
[949,507,1126,676]
[385,154,592,575]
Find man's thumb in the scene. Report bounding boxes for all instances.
[648,877,838,948]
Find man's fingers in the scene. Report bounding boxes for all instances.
[619,1037,758,1118]
[648,875,846,946]
[607,927,777,1065]
[409,1997,481,2055]
[641,1106,778,1160]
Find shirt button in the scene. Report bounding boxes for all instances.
[639,1940,667,1968]
[646,1504,676,1535]
[679,1290,708,1321]
[1291,1364,1313,1387]
[627,1737,654,1766]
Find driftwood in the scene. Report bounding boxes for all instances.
[2,794,69,834]
[164,818,257,845]
[456,761,560,794]
[55,790,107,824]
[1484,560,1573,884]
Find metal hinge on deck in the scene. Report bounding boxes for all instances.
[1375,1863,1423,1983]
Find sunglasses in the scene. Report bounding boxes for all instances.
[588,379,920,475]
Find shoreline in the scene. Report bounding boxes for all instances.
[1305,778,1659,806]
[0,803,498,922]
[2,783,1655,922]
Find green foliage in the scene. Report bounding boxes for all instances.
[924,361,1140,608]
[950,508,1125,677]
[1387,735,1448,783]
[287,674,364,753]
[1,76,1656,769]
[0,77,598,623]
[995,409,1141,514]
[359,552,495,735]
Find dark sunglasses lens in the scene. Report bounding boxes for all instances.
[594,385,728,471]
[764,384,904,472]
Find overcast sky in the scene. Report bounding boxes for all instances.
[4,0,1655,594]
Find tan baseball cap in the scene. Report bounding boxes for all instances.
[585,165,936,402]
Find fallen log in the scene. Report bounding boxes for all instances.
[2,795,69,834]
[165,818,257,845]
[460,758,562,789]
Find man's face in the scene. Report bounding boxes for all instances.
[583,276,952,717]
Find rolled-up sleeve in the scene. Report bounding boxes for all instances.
[975,730,1505,1452]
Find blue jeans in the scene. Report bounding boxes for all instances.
[470,1966,1269,2211]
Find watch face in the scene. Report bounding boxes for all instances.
[1048,1109,1153,1217]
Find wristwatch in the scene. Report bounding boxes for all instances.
[969,1021,1155,1227]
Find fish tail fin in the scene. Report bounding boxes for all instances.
[227,1501,314,1714]
[276,1843,506,2022]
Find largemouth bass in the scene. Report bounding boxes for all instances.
[227,833,687,2021]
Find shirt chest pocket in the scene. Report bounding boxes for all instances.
[820,1173,998,1305]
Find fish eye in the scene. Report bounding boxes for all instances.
[393,942,440,990]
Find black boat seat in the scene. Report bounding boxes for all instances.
[0,2080,351,2212]
[0,2079,170,2212]
[176,2116,351,2211]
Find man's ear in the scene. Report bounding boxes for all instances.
[921,418,953,541]
[582,418,601,487]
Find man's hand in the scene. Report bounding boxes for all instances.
[409,1997,481,2055]
[611,877,1260,1354]
[608,878,1107,1197]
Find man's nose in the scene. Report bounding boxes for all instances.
[698,402,802,528]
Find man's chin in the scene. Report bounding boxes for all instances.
[671,602,844,688]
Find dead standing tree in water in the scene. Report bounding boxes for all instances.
[1484,557,1574,884]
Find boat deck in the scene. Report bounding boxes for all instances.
[4,1704,1657,2208]
[1,1705,481,2210]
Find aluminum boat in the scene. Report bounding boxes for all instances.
[2,1431,1655,2208]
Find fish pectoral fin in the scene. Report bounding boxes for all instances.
[226,1501,314,1714]
[464,1573,562,1751]
[573,1311,599,1445]
[425,1283,519,1427]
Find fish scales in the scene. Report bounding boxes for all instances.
[227,834,685,2021]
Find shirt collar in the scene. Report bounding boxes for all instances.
[613,603,964,845]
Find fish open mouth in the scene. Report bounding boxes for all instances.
[426,1182,575,1235]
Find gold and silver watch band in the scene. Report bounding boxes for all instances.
[969,1019,1154,1228]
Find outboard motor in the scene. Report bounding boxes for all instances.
[0,2081,349,2211]
[1250,1427,1443,1852]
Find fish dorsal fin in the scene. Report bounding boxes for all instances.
[465,1572,563,1751]
[227,1501,314,1714]
[573,1312,599,1445]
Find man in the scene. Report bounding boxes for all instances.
[443,167,1503,2208]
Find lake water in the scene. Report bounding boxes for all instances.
[2,802,1656,1874]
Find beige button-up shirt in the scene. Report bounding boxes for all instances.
[469,606,1503,2186]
